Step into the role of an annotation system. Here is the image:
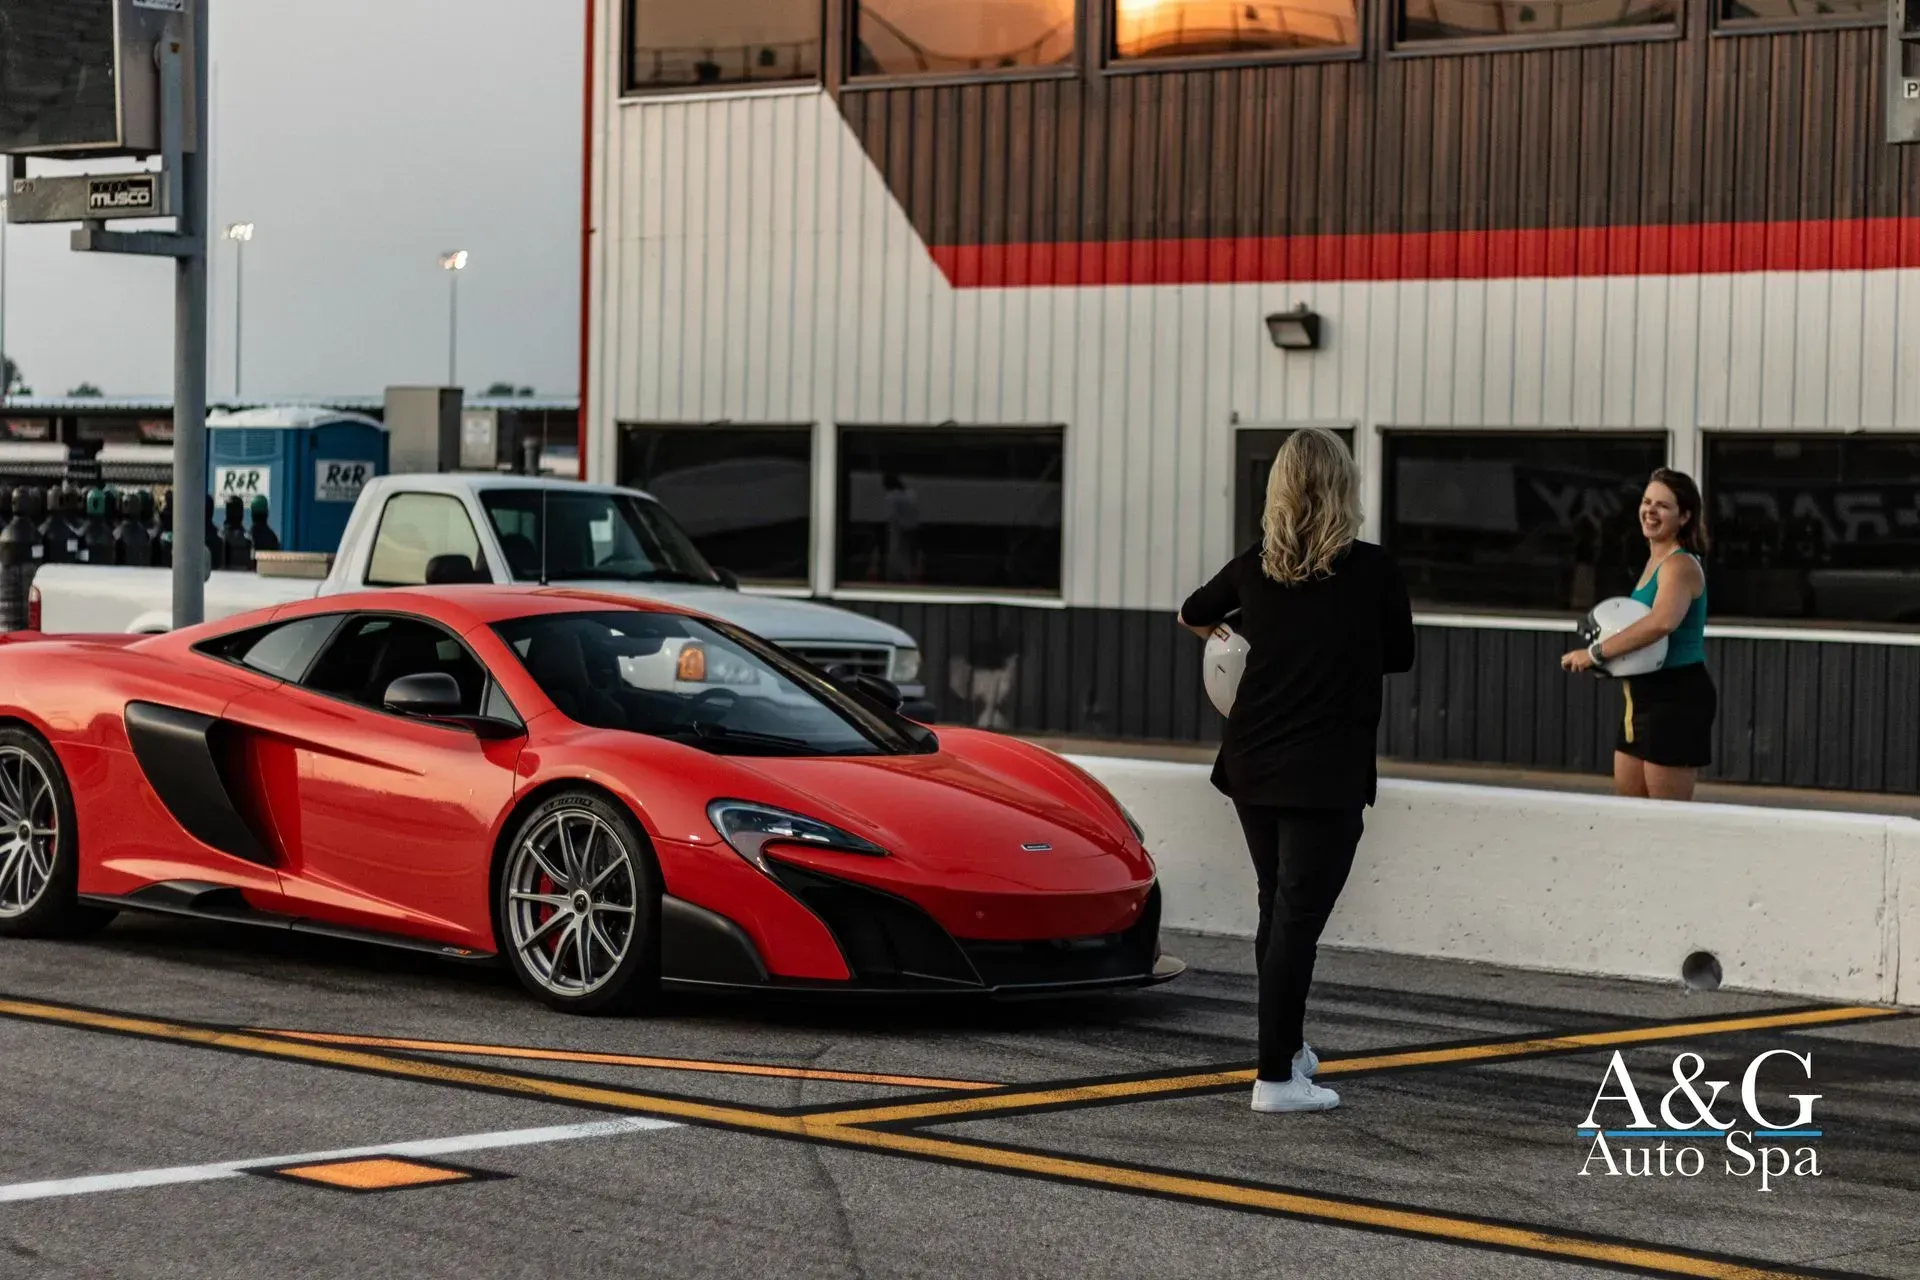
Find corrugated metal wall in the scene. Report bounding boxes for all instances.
[836,600,1920,792]
[587,86,1920,614]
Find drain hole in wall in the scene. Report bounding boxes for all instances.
[1682,951,1723,992]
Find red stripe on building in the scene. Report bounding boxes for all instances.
[929,219,1920,288]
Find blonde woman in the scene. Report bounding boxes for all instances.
[1178,428,1414,1115]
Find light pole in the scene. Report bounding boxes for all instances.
[438,249,469,387]
[0,195,9,411]
[224,222,253,399]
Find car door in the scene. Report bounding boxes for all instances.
[223,611,523,951]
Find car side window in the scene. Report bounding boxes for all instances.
[300,615,490,717]
[366,493,486,587]
[195,615,343,681]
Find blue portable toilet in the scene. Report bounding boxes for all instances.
[207,407,389,554]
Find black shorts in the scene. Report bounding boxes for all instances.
[1617,662,1716,768]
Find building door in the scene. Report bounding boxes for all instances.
[1233,427,1356,552]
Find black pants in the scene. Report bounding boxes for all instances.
[1233,803,1364,1081]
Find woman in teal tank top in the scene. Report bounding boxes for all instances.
[1561,469,1717,801]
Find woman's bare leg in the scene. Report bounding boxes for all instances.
[1643,763,1698,802]
[1614,752,1648,798]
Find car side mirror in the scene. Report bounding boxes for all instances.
[383,672,465,718]
[713,566,739,590]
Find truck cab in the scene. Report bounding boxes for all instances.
[30,473,930,714]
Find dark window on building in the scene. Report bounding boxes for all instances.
[1720,0,1881,21]
[1114,0,1360,58]
[837,426,1062,593]
[1706,435,1920,625]
[618,424,813,586]
[1398,0,1677,42]
[1233,428,1357,554]
[625,0,820,91]
[853,0,1074,75]
[1383,431,1667,613]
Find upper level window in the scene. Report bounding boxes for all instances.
[837,426,1063,593]
[1383,431,1668,614]
[619,424,812,587]
[1720,0,1881,21]
[1398,0,1676,42]
[1706,434,1920,625]
[852,0,1075,76]
[626,0,820,91]
[1114,0,1360,59]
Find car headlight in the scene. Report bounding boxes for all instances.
[707,800,889,876]
[675,641,759,686]
[890,645,921,684]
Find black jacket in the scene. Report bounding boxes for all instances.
[1181,540,1415,809]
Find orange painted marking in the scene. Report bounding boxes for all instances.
[249,1027,998,1092]
[271,1158,471,1191]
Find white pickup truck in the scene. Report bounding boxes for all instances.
[31,472,930,711]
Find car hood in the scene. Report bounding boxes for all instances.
[718,736,1152,895]
[548,580,913,648]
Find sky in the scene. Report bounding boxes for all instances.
[1,0,584,400]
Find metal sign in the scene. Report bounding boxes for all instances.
[7,171,169,222]
[314,460,371,504]
[1892,0,1920,143]
[215,465,271,503]
[0,0,197,158]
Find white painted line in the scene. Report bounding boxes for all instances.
[0,1116,679,1203]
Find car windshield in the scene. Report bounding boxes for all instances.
[493,610,935,757]
[479,488,720,585]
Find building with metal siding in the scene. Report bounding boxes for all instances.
[582,0,1920,792]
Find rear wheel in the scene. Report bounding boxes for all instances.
[0,728,115,939]
[496,790,659,1014]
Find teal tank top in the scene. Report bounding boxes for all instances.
[1631,551,1707,668]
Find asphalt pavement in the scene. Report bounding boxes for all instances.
[1,914,1916,1280]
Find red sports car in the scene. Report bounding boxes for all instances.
[0,588,1179,1012]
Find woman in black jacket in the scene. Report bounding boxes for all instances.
[1178,428,1415,1114]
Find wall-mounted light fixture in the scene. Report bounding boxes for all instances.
[1265,303,1322,351]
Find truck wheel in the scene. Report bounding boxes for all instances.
[0,727,116,939]
[496,790,660,1014]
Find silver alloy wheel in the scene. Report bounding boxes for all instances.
[0,746,58,920]
[504,807,638,997]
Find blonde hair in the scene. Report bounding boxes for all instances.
[1260,428,1362,584]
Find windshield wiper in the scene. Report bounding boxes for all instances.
[684,722,829,755]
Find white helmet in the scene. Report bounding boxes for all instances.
[1203,626,1250,716]
[1578,596,1668,678]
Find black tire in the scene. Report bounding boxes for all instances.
[0,726,116,939]
[494,789,660,1015]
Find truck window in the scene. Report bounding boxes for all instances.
[367,494,485,587]
[477,488,718,585]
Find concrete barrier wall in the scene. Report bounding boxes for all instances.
[1070,755,1919,1006]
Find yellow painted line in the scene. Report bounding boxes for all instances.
[806,1004,1903,1127]
[823,1126,1821,1280]
[247,1028,997,1092]
[0,998,812,1136]
[0,995,1842,1279]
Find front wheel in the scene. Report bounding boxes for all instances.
[0,727,115,939]
[496,791,660,1014]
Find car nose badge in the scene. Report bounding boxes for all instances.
[1022,842,1052,852]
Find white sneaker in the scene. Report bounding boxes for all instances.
[1251,1070,1341,1113]
[1293,1042,1319,1078]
